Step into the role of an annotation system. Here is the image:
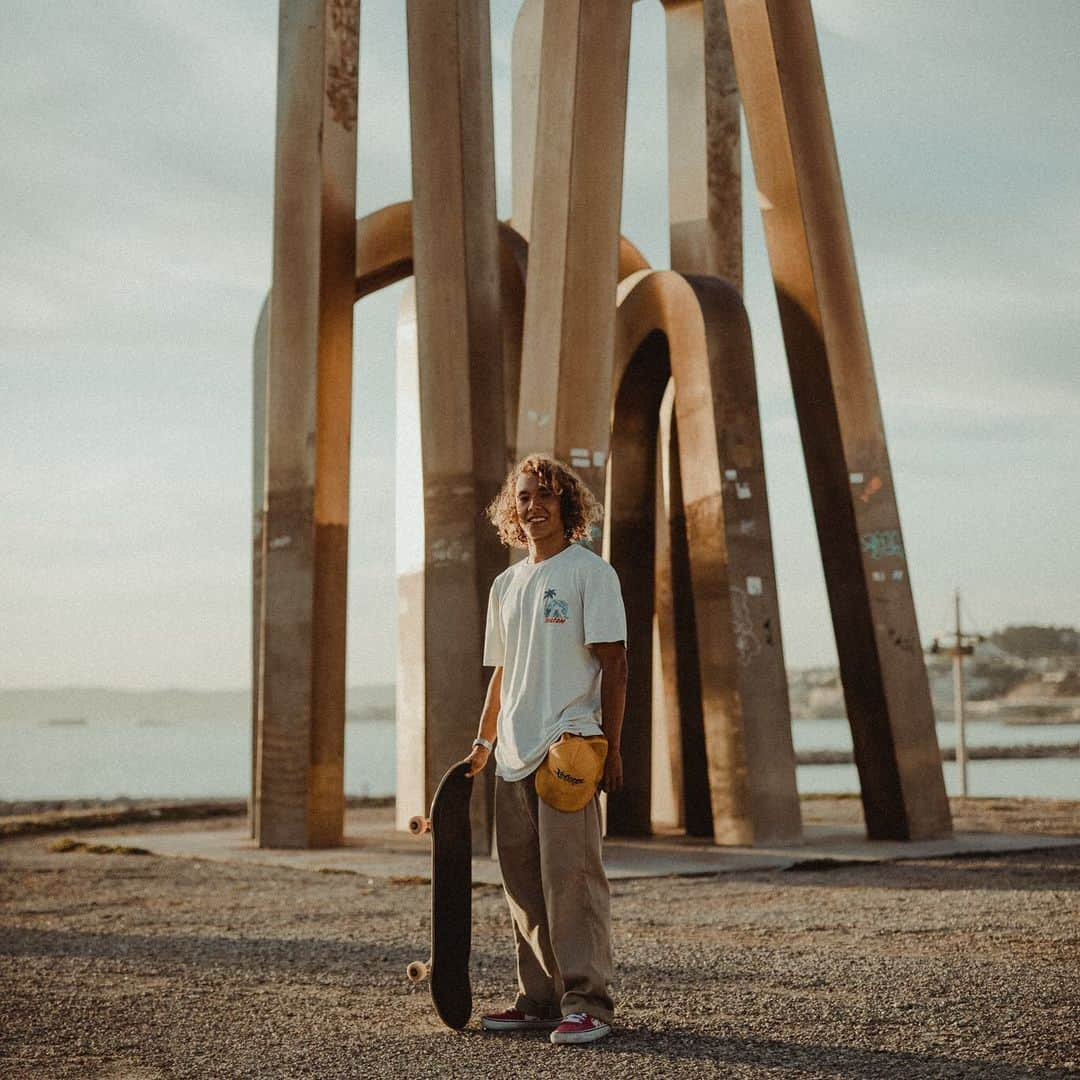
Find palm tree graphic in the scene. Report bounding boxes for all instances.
[544,589,557,600]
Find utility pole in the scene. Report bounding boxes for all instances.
[930,590,984,797]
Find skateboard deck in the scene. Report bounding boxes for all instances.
[407,759,474,1029]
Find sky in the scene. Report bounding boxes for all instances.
[2,1,1078,690]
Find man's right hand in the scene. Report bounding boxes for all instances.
[465,743,491,778]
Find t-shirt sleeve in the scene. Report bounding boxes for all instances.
[482,580,505,666]
[583,560,627,646]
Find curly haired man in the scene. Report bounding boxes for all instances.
[465,455,628,1045]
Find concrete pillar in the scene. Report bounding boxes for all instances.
[511,0,543,240]
[659,413,714,836]
[256,0,360,848]
[251,295,270,840]
[653,388,684,831]
[662,0,742,288]
[650,417,682,831]
[687,275,801,843]
[724,0,951,839]
[516,0,634,506]
[401,0,504,849]
[607,329,671,835]
[393,226,525,846]
[347,200,527,847]
[394,283,426,837]
[498,226,528,462]
[510,0,650,288]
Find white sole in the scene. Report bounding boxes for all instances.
[550,1024,611,1045]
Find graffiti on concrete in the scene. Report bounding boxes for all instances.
[861,529,904,561]
[730,587,762,667]
[428,538,471,564]
[887,625,919,656]
[859,475,883,503]
[327,0,360,132]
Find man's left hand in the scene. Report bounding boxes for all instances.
[601,746,623,794]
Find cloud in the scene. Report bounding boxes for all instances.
[2,1,1078,683]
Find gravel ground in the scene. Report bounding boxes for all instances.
[1,798,1078,1079]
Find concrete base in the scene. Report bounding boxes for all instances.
[85,806,1075,885]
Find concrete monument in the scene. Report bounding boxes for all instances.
[252,0,951,851]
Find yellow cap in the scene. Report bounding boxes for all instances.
[535,733,608,812]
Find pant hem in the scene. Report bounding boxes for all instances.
[561,996,614,1025]
[514,995,561,1021]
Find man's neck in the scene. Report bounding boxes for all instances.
[528,536,571,563]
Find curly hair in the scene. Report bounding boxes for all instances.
[487,455,604,549]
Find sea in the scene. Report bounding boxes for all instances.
[1,693,1077,803]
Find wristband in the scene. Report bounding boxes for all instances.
[472,736,494,752]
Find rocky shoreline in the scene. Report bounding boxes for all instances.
[0,796,393,838]
[796,742,1079,765]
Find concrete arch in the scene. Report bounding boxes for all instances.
[610,269,801,844]
[352,199,648,471]
[255,199,651,846]
[354,199,650,303]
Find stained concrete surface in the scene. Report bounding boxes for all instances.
[79,804,1077,885]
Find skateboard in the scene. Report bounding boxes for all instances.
[406,759,474,1030]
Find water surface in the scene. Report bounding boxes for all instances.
[1,713,1076,802]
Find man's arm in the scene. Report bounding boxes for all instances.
[465,666,502,777]
[591,641,628,793]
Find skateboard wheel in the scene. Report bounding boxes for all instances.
[407,960,429,983]
[408,816,431,836]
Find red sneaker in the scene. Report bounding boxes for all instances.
[549,1012,612,1044]
[481,1007,559,1032]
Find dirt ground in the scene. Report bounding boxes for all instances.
[1,796,1078,1079]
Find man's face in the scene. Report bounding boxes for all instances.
[515,472,564,544]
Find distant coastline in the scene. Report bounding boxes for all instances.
[4,679,1079,730]
[0,685,395,726]
[796,743,1078,766]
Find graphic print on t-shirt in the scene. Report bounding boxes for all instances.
[543,588,569,624]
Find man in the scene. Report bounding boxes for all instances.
[465,454,628,1046]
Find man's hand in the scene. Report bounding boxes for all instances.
[600,745,623,794]
[465,743,491,778]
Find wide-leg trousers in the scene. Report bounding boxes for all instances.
[494,774,614,1022]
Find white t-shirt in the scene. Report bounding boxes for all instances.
[483,543,627,782]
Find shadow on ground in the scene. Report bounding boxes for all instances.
[0,926,421,975]
[596,1025,1076,1079]
[717,847,1080,893]
[406,1025,1077,1079]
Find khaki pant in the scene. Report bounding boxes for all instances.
[495,773,614,1023]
